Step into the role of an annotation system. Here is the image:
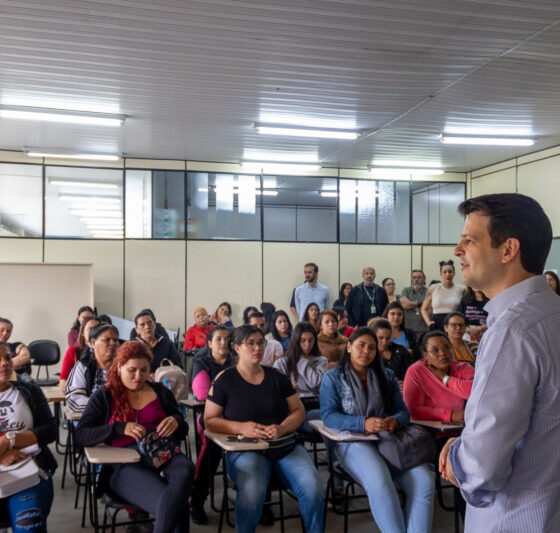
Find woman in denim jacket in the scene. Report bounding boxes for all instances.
[320,327,434,533]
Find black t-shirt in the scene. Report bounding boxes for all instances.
[208,366,295,426]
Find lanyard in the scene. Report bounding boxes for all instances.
[362,284,377,314]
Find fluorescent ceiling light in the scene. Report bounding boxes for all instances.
[60,194,121,203]
[440,134,536,146]
[241,161,321,173]
[319,192,339,198]
[373,160,442,169]
[27,150,121,161]
[258,114,357,130]
[71,210,123,218]
[49,179,119,189]
[197,187,278,197]
[243,150,318,163]
[369,167,444,178]
[1,106,124,126]
[254,123,359,140]
[80,217,123,224]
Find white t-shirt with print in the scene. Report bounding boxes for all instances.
[0,386,33,435]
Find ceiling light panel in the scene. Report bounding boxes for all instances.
[1,105,124,126]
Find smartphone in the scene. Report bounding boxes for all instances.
[226,436,259,443]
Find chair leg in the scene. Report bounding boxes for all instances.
[279,487,285,533]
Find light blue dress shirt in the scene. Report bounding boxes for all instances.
[449,275,560,532]
[294,281,330,320]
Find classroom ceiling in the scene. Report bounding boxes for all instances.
[1,0,560,172]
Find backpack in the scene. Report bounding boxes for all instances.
[154,359,189,402]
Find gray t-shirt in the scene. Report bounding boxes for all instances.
[401,286,428,333]
[0,386,33,434]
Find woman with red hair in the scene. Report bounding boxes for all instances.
[75,341,194,533]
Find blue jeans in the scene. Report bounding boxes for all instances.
[1,473,54,533]
[336,441,434,533]
[225,444,324,533]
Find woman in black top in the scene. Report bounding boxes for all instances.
[205,325,324,533]
[0,343,57,533]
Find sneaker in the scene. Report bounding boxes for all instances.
[126,510,154,533]
[191,503,208,525]
[259,504,275,526]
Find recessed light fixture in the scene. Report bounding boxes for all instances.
[369,167,444,178]
[440,134,536,146]
[1,106,125,126]
[241,161,321,173]
[26,148,121,161]
[49,179,119,189]
[254,123,359,140]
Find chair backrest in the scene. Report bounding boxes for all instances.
[28,340,60,366]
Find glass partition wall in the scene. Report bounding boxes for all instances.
[0,162,465,244]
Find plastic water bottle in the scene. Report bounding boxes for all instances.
[162,378,172,391]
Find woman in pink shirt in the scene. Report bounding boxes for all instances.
[403,330,474,424]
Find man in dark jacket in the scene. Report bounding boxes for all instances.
[346,266,388,326]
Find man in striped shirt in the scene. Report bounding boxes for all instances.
[439,193,560,532]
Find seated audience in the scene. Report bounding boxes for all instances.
[545,270,560,296]
[382,301,418,355]
[184,307,215,351]
[382,278,399,303]
[191,326,235,524]
[443,312,477,363]
[334,306,355,338]
[371,319,414,387]
[134,310,181,372]
[65,324,119,413]
[0,343,57,533]
[316,310,348,368]
[457,288,488,341]
[0,318,31,376]
[403,331,474,424]
[320,327,434,532]
[248,312,282,366]
[130,309,170,341]
[210,302,234,328]
[274,322,327,397]
[303,302,321,332]
[267,310,292,353]
[242,306,259,324]
[67,305,95,348]
[97,314,113,325]
[75,341,194,533]
[333,282,352,309]
[60,316,100,390]
[205,325,324,533]
[260,302,276,332]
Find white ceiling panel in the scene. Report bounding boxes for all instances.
[0,0,559,170]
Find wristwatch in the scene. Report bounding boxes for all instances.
[442,375,450,386]
[6,432,16,450]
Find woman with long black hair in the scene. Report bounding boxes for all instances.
[320,327,434,532]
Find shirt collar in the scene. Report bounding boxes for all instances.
[484,275,548,327]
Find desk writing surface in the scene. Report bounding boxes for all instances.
[84,445,140,464]
[309,420,378,441]
[63,405,82,421]
[180,398,205,408]
[42,386,65,403]
[410,419,463,431]
[204,430,269,452]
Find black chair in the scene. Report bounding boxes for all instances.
[28,340,60,386]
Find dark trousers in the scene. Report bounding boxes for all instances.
[109,453,194,533]
[191,438,222,508]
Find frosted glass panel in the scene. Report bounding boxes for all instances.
[125,170,152,238]
[153,171,185,238]
[0,163,42,237]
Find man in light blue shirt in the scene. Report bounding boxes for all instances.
[439,193,560,532]
[293,262,330,320]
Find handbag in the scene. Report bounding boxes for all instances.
[137,429,182,469]
[263,433,297,462]
[377,424,436,473]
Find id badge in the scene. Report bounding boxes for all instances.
[370,304,376,314]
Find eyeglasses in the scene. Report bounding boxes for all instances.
[385,283,395,286]
[136,321,154,328]
[426,346,451,355]
[446,322,465,328]
[242,339,266,348]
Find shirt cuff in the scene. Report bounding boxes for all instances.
[449,437,496,508]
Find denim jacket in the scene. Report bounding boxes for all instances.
[319,366,410,432]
